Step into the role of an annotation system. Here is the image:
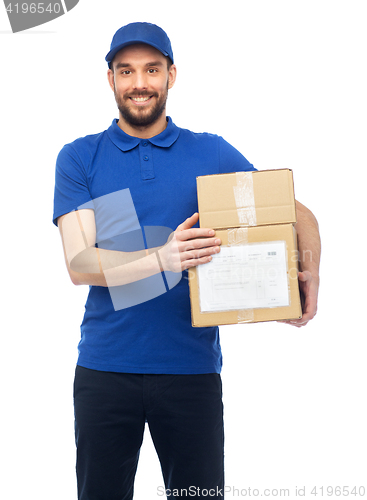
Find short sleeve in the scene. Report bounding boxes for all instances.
[218,136,257,173]
[53,144,93,226]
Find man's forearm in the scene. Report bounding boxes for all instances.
[278,200,321,326]
[295,200,321,283]
[60,211,218,288]
[70,246,163,287]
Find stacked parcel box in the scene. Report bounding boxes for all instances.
[189,169,302,326]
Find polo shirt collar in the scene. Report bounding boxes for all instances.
[107,116,180,152]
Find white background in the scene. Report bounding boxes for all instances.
[1,1,366,498]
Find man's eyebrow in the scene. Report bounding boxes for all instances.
[114,61,164,70]
[114,62,132,70]
[145,61,164,67]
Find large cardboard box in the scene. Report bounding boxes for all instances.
[189,169,302,326]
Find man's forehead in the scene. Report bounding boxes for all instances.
[113,43,165,64]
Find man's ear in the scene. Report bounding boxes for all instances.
[168,64,177,90]
[107,68,115,92]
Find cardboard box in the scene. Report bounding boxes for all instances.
[197,169,296,229]
[189,169,302,326]
[189,224,302,326]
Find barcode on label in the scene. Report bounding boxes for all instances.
[268,252,277,256]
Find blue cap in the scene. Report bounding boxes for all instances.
[105,22,174,67]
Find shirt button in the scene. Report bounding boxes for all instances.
[143,155,149,161]
[142,141,148,147]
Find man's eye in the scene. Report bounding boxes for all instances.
[148,69,157,74]
[121,70,131,75]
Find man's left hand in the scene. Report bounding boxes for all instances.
[281,270,319,328]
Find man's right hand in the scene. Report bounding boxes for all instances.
[159,213,221,272]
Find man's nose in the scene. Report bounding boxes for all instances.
[132,71,148,90]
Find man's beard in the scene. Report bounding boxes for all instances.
[114,84,168,128]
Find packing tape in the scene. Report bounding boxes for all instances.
[227,227,254,324]
[233,172,257,226]
[228,227,249,246]
[238,309,255,323]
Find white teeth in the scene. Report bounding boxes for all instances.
[131,97,150,102]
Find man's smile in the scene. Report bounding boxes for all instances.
[129,95,154,106]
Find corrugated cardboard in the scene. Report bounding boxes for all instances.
[189,224,302,326]
[189,169,302,326]
[197,169,296,229]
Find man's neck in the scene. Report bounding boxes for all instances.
[117,113,168,139]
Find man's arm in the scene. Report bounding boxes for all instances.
[58,209,159,287]
[285,200,321,327]
[58,210,221,287]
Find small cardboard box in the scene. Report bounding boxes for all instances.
[197,169,296,229]
[189,169,302,326]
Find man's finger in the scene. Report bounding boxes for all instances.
[298,270,312,282]
[182,255,214,270]
[177,232,220,247]
[176,228,216,242]
[181,245,221,261]
[176,213,200,231]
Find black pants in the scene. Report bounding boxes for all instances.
[74,365,225,499]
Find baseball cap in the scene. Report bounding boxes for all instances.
[105,22,174,67]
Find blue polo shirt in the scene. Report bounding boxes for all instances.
[53,117,255,374]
